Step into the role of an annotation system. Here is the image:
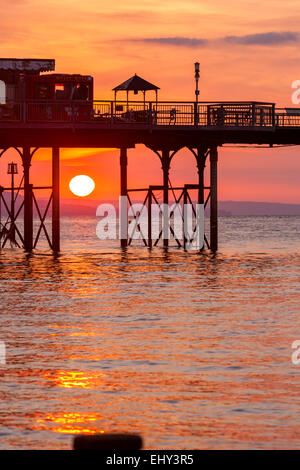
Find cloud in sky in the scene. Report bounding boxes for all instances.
[127,31,299,48]
[224,31,299,45]
[133,37,208,47]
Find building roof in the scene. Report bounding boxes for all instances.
[113,74,159,91]
[31,73,92,82]
[0,59,55,73]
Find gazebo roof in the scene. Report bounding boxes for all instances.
[113,74,159,92]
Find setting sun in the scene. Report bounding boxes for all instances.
[69,175,95,197]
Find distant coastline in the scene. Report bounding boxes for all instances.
[58,199,300,217]
[1,194,300,217]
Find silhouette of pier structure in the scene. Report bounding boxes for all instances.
[0,58,300,253]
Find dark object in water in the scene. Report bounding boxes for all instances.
[73,433,143,450]
[0,225,18,247]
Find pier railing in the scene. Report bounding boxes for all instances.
[0,100,297,128]
[274,108,300,127]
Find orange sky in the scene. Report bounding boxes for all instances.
[0,0,300,203]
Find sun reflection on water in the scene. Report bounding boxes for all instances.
[36,412,103,435]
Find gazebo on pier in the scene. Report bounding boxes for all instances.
[112,74,159,108]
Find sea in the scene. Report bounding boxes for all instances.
[0,215,299,449]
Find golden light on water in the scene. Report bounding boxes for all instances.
[47,370,107,389]
[36,412,104,435]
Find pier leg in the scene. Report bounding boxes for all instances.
[148,188,152,249]
[210,146,218,252]
[196,146,207,206]
[52,147,60,252]
[120,147,128,248]
[183,188,188,250]
[10,167,15,241]
[23,147,33,252]
[161,149,170,248]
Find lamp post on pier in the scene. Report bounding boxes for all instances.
[194,62,200,125]
[194,62,200,103]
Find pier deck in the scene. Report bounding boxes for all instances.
[0,100,300,147]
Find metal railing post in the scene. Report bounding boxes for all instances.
[72,102,75,127]
[251,103,256,126]
[149,102,152,130]
[110,101,114,126]
[23,101,27,123]
[194,102,198,126]
[207,105,210,126]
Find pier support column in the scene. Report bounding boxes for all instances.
[210,146,218,252]
[161,149,170,248]
[52,147,60,252]
[196,146,207,205]
[22,147,33,252]
[120,147,128,248]
[10,164,16,242]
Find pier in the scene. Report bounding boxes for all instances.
[0,59,300,253]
